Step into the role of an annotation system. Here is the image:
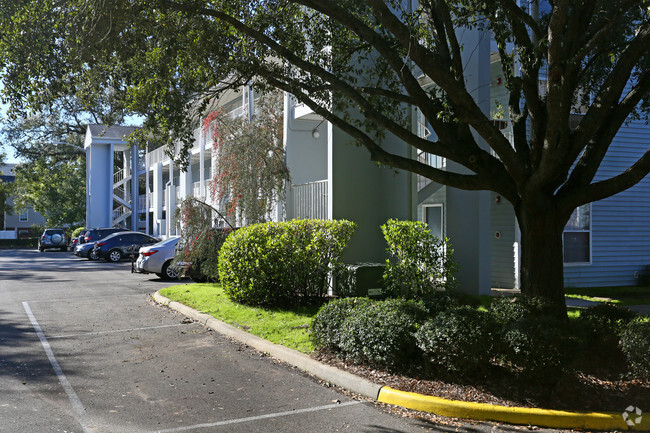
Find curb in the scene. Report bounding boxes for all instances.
[152,291,649,431]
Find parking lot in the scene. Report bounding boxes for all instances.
[0,248,464,433]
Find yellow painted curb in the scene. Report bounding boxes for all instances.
[378,387,650,431]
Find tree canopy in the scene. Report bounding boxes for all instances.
[1,0,649,312]
[12,155,86,227]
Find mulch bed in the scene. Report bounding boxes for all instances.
[313,349,650,413]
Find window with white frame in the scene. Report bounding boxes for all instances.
[422,204,443,240]
[563,204,591,264]
[19,209,28,222]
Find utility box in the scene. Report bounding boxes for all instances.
[336,263,385,298]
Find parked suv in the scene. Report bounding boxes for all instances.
[92,231,160,262]
[74,227,128,260]
[38,229,69,252]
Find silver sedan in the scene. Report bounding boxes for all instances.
[134,236,180,280]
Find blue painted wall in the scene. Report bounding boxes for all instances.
[564,118,650,287]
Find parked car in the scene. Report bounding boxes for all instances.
[92,231,160,262]
[70,230,87,249]
[38,229,69,252]
[134,236,181,280]
[75,227,129,260]
[83,227,128,244]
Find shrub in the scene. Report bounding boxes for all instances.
[310,297,373,350]
[419,291,458,317]
[381,219,457,300]
[173,198,234,282]
[500,316,578,383]
[415,306,495,373]
[578,303,637,334]
[70,226,86,239]
[219,219,356,307]
[620,320,650,379]
[489,295,562,325]
[338,298,427,368]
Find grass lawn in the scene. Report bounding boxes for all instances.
[564,285,650,306]
[159,283,319,354]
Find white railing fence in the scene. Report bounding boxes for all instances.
[291,180,328,220]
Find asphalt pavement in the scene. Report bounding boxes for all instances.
[0,248,532,433]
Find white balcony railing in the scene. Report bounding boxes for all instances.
[291,180,328,220]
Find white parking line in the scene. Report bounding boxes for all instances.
[22,302,93,433]
[25,293,146,304]
[49,323,192,339]
[150,401,362,433]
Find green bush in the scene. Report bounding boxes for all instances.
[500,316,578,382]
[338,298,427,368]
[381,219,457,300]
[415,306,495,373]
[578,303,637,334]
[70,226,86,239]
[620,320,650,379]
[310,297,373,350]
[218,219,356,307]
[489,295,562,325]
[0,238,38,248]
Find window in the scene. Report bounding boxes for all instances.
[563,204,591,264]
[422,204,443,240]
[18,209,28,222]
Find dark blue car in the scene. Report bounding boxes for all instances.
[92,231,160,262]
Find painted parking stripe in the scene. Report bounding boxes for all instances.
[151,401,361,433]
[25,293,145,304]
[49,323,192,339]
[22,302,93,433]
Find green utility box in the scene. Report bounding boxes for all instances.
[336,263,385,298]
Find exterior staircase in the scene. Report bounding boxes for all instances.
[113,168,132,227]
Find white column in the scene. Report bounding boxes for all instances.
[152,162,162,236]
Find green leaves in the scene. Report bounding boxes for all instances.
[12,155,86,227]
[207,92,288,224]
[381,219,458,299]
[218,219,356,307]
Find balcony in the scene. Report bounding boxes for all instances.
[291,180,328,220]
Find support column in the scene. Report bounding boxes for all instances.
[445,26,492,295]
[153,162,162,237]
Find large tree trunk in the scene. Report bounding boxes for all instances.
[517,204,568,318]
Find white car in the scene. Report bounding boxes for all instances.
[134,236,180,280]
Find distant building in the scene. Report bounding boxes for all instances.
[0,164,47,239]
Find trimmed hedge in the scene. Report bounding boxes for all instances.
[218,219,355,307]
[0,238,38,248]
[310,297,373,350]
[311,297,427,368]
[620,320,650,379]
[415,306,495,373]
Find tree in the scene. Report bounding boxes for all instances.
[205,91,288,224]
[1,1,649,314]
[12,156,86,227]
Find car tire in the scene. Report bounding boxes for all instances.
[160,261,179,280]
[88,250,99,261]
[107,249,122,263]
[38,246,44,252]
